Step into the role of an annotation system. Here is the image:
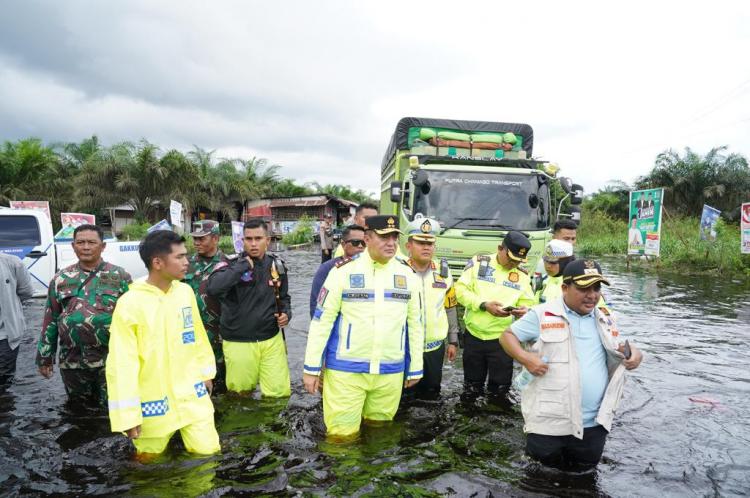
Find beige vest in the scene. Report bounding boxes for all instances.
[521,298,626,439]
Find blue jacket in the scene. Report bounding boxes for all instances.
[309,257,340,318]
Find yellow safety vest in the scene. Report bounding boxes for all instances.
[409,259,456,352]
[455,254,536,340]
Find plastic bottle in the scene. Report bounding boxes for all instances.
[513,356,548,391]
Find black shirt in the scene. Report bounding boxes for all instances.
[206,253,291,342]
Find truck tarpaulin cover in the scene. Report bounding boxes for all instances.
[381,117,534,171]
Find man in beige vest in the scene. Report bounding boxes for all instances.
[500,259,643,469]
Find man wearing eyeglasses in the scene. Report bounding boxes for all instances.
[500,259,643,469]
[309,224,366,319]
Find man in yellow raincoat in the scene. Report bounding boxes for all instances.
[106,230,219,456]
[303,215,424,437]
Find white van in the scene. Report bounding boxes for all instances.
[0,208,147,297]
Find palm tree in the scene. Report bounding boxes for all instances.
[637,146,750,218]
[77,140,195,222]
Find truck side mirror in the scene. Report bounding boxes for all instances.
[390,181,401,203]
[412,170,429,187]
[570,205,581,222]
[559,177,573,194]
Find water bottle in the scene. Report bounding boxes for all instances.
[513,356,548,391]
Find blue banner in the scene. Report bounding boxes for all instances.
[147,219,172,233]
[699,204,721,242]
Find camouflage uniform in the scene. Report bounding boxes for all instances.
[185,251,230,357]
[36,261,132,407]
[185,219,231,391]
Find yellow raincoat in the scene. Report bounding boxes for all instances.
[106,280,217,453]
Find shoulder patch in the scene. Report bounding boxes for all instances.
[598,306,611,316]
[226,254,239,261]
[213,261,230,271]
[335,257,353,268]
[399,258,417,273]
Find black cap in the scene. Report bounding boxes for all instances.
[366,215,401,235]
[502,230,531,262]
[562,259,611,287]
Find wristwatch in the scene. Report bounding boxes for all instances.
[479,302,487,311]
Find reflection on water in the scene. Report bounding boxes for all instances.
[1,250,749,496]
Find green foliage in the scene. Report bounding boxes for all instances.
[582,180,631,220]
[282,214,314,246]
[1,136,372,234]
[118,222,151,241]
[636,146,750,221]
[306,181,377,205]
[576,208,627,256]
[578,206,750,275]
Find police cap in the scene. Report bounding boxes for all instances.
[502,230,531,262]
[367,215,401,235]
[406,215,440,242]
[562,259,611,287]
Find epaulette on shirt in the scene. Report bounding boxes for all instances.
[335,257,353,268]
[270,253,289,272]
[398,257,417,273]
[517,265,529,275]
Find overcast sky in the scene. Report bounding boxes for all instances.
[1,1,749,197]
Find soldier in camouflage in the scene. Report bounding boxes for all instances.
[184,220,230,392]
[37,224,132,408]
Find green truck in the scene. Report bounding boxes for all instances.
[380,117,581,278]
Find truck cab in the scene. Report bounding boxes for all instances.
[380,117,580,277]
[0,208,147,296]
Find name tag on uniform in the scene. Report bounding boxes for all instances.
[502,281,521,290]
[384,290,411,302]
[343,290,375,301]
[182,330,196,344]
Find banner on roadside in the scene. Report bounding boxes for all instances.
[628,188,664,256]
[169,200,183,227]
[9,200,51,222]
[55,213,96,240]
[699,204,721,242]
[147,219,172,233]
[742,202,750,254]
[231,221,244,254]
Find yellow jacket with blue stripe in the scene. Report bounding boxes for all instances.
[455,254,536,340]
[304,250,424,380]
[106,280,216,435]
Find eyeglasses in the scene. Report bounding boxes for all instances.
[345,239,366,247]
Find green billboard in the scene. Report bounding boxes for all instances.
[628,188,664,256]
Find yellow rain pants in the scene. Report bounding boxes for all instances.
[223,331,291,397]
[322,369,403,437]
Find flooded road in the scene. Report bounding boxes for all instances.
[2,248,749,497]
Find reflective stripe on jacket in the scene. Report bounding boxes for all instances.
[106,280,216,435]
[521,298,626,438]
[455,254,536,340]
[304,251,424,380]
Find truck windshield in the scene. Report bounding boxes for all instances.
[413,170,549,231]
